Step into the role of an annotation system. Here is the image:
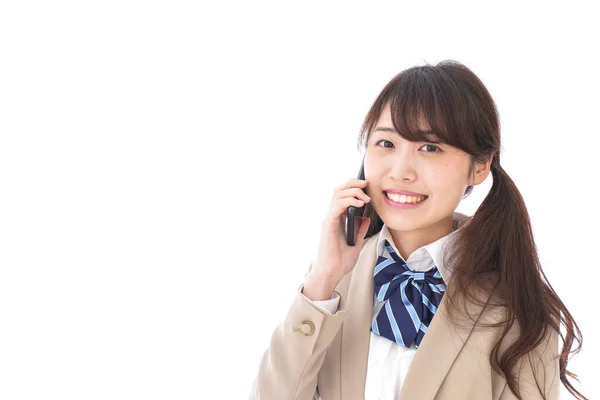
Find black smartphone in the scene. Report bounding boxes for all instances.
[346,158,367,246]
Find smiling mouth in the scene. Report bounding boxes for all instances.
[383,191,429,204]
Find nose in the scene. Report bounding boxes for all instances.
[388,151,418,181]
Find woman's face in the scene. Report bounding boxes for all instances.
[365,103,489,236]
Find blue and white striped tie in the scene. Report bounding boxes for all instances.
[371,239,447,348]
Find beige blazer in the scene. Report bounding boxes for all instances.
[249,232,560,400]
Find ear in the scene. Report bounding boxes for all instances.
[470,156,493,186]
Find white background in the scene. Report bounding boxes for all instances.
[1,1,597,399]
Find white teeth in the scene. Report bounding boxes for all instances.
[386,192,427,204]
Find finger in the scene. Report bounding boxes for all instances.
[338,197,364,215]
[328,197,363,232]
[333,179,367,195]
[335,187,371,203]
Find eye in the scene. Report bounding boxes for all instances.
[374,140,442,153]
[420,144,442,153]
[375,139,394,148]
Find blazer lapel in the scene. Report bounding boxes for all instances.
[398,282,494,399]
[338,235,378,399]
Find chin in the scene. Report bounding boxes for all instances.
[381,216,428,231]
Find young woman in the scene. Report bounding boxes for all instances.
[249,60,586,400]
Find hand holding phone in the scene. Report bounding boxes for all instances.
[346,159,368,246]
[305,159,372,296]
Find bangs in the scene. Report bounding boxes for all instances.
[359,66,477,151]
[388,76,452,144]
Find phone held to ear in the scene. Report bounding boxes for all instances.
[346,158,367,246]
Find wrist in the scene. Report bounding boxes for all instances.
[302,272,340,301]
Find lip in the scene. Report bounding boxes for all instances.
[383,192,429,209]
[383,189,428,197]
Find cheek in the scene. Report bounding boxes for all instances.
[365,162,385,180]
[424,165,452,183]
[425,167,464,192]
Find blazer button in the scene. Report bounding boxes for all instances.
[293,320,315,336]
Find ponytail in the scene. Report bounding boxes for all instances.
[442,156,586,400]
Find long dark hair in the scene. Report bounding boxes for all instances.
[357,60,586,400]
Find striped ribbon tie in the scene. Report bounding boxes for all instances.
[371,239,447,348]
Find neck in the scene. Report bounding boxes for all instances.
[389,215,454,261]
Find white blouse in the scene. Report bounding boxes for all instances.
[303,221,463,400]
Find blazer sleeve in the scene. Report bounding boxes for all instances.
[249,268,350,400]
[302,291,341,315]
[498,326,560,400]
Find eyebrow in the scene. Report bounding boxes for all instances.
[373,127,398,134]
[373,126,441,141]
